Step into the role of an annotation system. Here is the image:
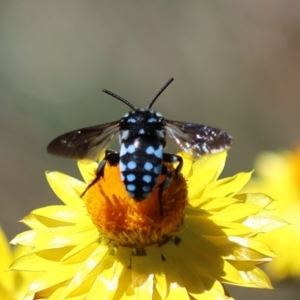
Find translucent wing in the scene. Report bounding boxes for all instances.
[165,120,233,157]
[47,121,120,161]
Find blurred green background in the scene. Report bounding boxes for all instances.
[1,1,300,299]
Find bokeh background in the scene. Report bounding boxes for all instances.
[1,1,300,299]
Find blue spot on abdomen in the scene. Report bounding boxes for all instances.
[142,185,151,192]
[127,174,136,182]
[142,174,152,183]
[127,184,136,191]
[144,162,153,170]
[127,161,137,169]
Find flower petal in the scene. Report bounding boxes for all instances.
[31,206,87,225]
[194,197,239,210]
[27,264,81,294]
[160,241,207,294]
[11,231,37,247]
[202,172,253,199]
[177,152,193,178]
[204,235,276,261]
[61,245,113,298]
[61,233,100,263]
[235,193,274,208]
[86,246,131,300]
[163,260,190,300]
[145,245,167,299]
[77,160,98,184]
[10,253,52,272]
[131,256,154,300]
[191,152,227,181]
[243,213,288,233]
[46,171,86,206]
[173,240,228,299]
[209,203,263,223]
[228,261,273,288]
[0,227,15,295]
[0,226,13,272]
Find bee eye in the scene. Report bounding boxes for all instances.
[157,117,165,125]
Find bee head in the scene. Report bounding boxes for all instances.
[119,109,166,142]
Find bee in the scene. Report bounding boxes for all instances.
[47,78,233,213]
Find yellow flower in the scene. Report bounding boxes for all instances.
[10,152,284,299]
[0,226,37,300]
[244,149,300,280]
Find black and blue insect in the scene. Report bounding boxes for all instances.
[47,78,233,211]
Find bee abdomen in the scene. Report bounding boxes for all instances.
[119,137,163,199]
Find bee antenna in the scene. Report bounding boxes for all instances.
[102,89,137,110]
[147,78,174,109]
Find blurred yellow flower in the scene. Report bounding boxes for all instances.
[0,226,37,300]
[10,152,285,299]
[245,149,300,280]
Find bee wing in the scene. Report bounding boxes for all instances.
[47,121,120,161]
[165,120,233,157]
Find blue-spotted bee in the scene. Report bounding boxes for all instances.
[47,78,233,213]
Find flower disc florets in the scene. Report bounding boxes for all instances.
[83,163,187,247]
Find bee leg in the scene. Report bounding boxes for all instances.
[162,153,183,178]
[81,150,120,197]
[157,164,173,215]
[157,154,183,215]
[81,160,107,197]
[105,149,120,166]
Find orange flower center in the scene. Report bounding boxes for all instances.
[83,163,187,247]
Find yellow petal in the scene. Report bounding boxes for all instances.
[205,235,276,261]
[21,214,47,230]
[160,241,207,294]
[61,233,100,263]
[0,227,13,287]
[32,229,96,252]
[177,152,193,178]
[131,256,154,300]
[163,260,190,300]
[27,264,81,293]
[10,252,51,271]
[108,268,133,300]
[48,286,86,300]
[185,215,255,237]
[229,261,273,288]
[243,212,288,233]
[87,276,110,300]
[87,246,132,300]
[62,246,113,297]
[202,172,253,199]
[178,229,255,285]
[188,153,228,200]
[174,239,228,299]
[145,245,167,299]
[46,171,86,206]
[31,206,86,225]
[191,152,227,183]
[209,203,263,222]
[195,197,239,210]
[228,236,277,260]
[77,160,98,184]
[0,283,16,300]
[235,193,274,208]
[11,230,37,247]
